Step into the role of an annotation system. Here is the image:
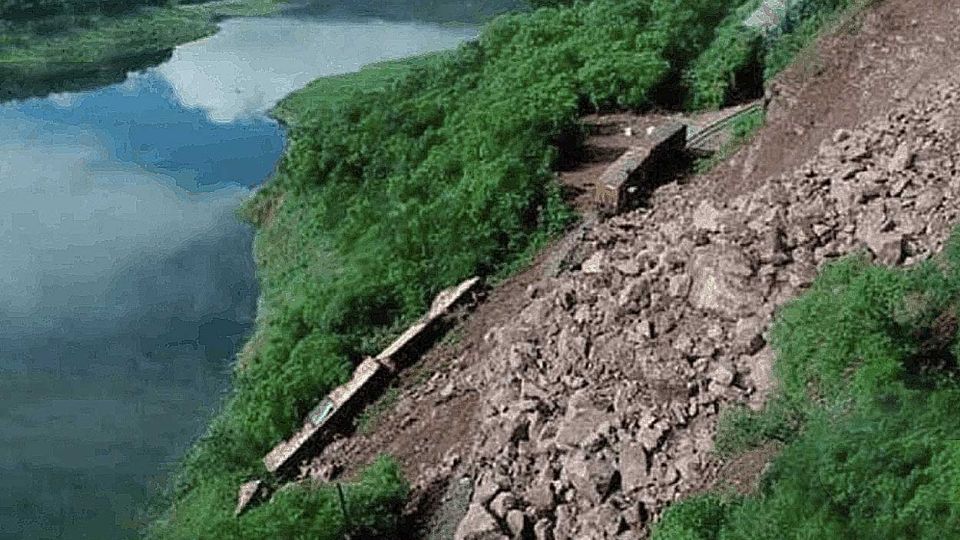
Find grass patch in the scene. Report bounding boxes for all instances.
[0,0,281,101]
[693,106,765,173]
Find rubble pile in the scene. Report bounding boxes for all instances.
[451,74,960,540]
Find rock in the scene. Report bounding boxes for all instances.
[474,472,503,506]
[692,201,721,231]
[657,465,681,486]
[734,317,766,355]
[637,320,654,339]
[490,492,517,519]
[623,501,650,528]
[561,451,617,504]
[668,274,692,298]
[533,518,554,540]
[916,190,944,213]
[890,142,915,171]
[525,471,556,513]
[556,399,610,448]
[581,505,624,538]
[689,247,758,318]
[439,382,456,401]
[614,259,642,276]
[553,504,576,539]
[235,480,265,516]
[638,420,668,452]
[709,364,736,386]
[521,380,550,402]
[582,252,604,274]
[506,510,528,538]
[617,279,651,312]
[760,226,790,265]
[619,442,649,493]
[832,128,852,143]
[455,503,505,540]
[864,232,904,265]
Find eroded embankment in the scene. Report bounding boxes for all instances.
[301,1,960,538]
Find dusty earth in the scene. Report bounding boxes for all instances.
[299,1,960,538]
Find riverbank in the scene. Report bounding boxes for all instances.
[271,54,443,127]
[0,0,280,101]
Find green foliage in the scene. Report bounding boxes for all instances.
[0,0,169,20]
[150,456,408,540]
[763,0,860,79]
[0,0,284,101]
[713,397,802,457]
[653,227,960,540]
[271,54,444,127]
[653,494,736,540]
[684,0,764,110]
[158,0,779,536]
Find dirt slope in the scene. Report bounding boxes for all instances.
[302,1,960,538]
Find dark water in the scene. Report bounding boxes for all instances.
[0,15,475,540]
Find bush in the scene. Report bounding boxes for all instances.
[653,494,735,540]
[684,0,765,109]
[152,457,408,540]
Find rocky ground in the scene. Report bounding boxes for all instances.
[302,1,960,538]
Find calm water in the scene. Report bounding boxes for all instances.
[0,15,475,539]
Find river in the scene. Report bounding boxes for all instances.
[0,13,478,540]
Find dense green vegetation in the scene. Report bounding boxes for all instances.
[0,0,283,101]
[654,230,960,539]
[0,0,167,19]
[271,55,443,127]
[150,0,876,537]
[282,0,524,24]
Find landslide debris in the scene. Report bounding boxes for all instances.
[452,68,960,539]
[303,1,960,538]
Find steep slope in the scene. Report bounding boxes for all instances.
[300,0,960,538]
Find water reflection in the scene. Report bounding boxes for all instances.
[0,49,173,104]
[0,107,258,539]
[0,13,478,540]
[155,17,477,123]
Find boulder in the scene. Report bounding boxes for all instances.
[534,518,555,540]
[556,397,610,448]
[692,201,721,232]
[506,510,528,538]
[561,451,617,504]
[688,247,758,318]
[864,231,904,265]
[455,503,505,540]
[889,142,915,171]
[618,442,649,493]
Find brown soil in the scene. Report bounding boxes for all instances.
[300,0,960,538]
[710,442,784,497]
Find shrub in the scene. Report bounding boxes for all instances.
[653,494,735,540]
